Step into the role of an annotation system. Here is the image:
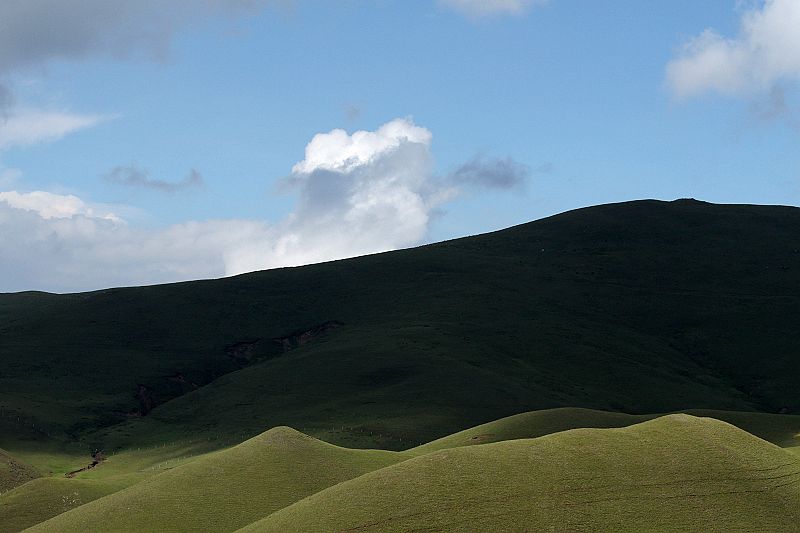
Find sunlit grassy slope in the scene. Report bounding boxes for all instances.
[19,411,800,533]
[0,478,121,533]
[239,416,800,533]
[0,439,233,533]
[25,427,399,533]
[410,407,800,454]
[2,199,800,453]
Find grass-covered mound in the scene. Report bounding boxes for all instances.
[0,448,38,494]
[8,410,800,532]
[240,416,800,533]
[0,439,240,532]
[0,478,121,533]
[2,200,800,453]
[26,427,400,533]
[411,407,800,453]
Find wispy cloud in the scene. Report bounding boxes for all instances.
[440,0,548,18]
[0,109,111,149]
[0,83,13,122]
[0,190,121,221]
[0,1,276,154]
[447,156,530,189]
[748,86,800,131]
[105,165,205,193]
[0,1,280,75]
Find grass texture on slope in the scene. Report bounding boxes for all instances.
[239,415,800,533]
[11,409,800,532]
[0,441,223,533]
[0,448,38,493]
[26,427,400,533]
[410,407,800,454]
[0,478,122,533]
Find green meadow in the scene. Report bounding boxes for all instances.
[241,416,800,533]
[11,413,800,533]
[2,200,800,530]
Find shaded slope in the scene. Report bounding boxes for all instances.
[2,199,799,449]
[26,427,399,533]
[239,416,800,533]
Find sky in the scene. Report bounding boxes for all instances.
[0,0,799,293]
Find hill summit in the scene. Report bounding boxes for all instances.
[1,199,799,450]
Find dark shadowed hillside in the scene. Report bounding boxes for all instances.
[1,199,799,450]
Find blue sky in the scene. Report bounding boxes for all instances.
[1,0,798,292]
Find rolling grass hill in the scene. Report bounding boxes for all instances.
[0,440,230,532]
[5,409,799,532]
[23,427,400,533]
[2,199,798,455]
[0,478,121,533]
[238,416,800,533]
[410,407,800,454]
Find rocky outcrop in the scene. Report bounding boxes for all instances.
[272,321,342,352]
[225,340,260,363]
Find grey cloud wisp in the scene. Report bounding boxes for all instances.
[105,165,205,193]
[0,1,277,159]
[440,0,548,18]
[447,156,530,189]
[0,84,13,122]
[0,0,276,74]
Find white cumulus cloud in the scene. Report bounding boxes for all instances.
[226,118,439,274]
[292,119,432,174]
[0,118,528,292]
[0,119,440,292]
[666,0,800,99]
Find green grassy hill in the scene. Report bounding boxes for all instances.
[0,478,121,533]
[410,407,800,453]
[6,410,799,532]
[239,416,800,533]
[24,427,400,533]
[2,199,798,455]
[0,440,227,532]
